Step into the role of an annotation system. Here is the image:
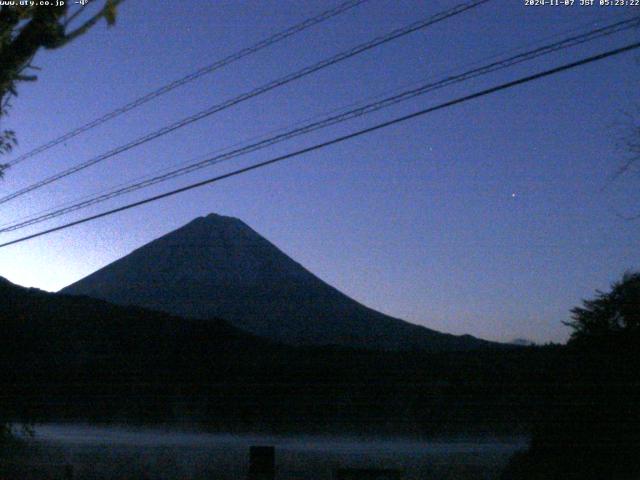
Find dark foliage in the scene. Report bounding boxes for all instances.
[0,2,121,102]
[564,271,640,346]
[503,272,640,480]
[0,1,122,176]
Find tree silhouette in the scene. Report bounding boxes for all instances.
[564,271,640,346]
[503,271,640,480]
[0,1,123,176]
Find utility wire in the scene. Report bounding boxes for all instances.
[1,41,637,249]
[5,0,370,168]
[5,9,632,231]
[0,0,490,206]
[1,15,636,234]
[0,13,634,231]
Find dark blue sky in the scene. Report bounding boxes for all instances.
[0,0,638,343]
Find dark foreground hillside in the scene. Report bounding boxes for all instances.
[1,275,550,435]
[3,275,640,478]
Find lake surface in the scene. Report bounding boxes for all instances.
[24,424,527,479]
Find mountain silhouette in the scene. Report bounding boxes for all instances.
[62,213,499,351]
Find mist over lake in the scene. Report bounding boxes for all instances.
[24,424,527,480]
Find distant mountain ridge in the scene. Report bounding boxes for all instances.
[62,213,501,351]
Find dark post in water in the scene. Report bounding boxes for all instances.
[248,445,275,480]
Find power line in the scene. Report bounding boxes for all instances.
[4,10,633,232]
[0,15,636,233]
[0,0,490,206]
[1,41,637,249]
[5,0,370,168]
